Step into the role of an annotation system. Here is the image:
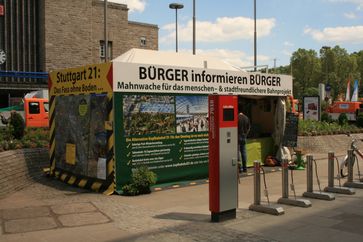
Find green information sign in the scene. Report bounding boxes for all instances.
[114,93,210,190]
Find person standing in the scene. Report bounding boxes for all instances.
[238,112,250,173]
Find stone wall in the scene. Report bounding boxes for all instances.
[0,148,48,197]
[1,134,362,197]
[297,133,363,155]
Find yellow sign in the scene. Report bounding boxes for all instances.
[49,63,112,96]
[66,143,76,165]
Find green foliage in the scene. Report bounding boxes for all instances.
[338,113,348,126]
[304,87,319,97]
[321,112,333,123]
[356,113,363,128]
[288,45,361,100]
[122,166,157,196]
[9,112,25,139]
[291,48,321,99]
[298,119,362,136]
[0,127,49,152]
[320,100,329,112]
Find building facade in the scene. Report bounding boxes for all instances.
[0,0,158,107]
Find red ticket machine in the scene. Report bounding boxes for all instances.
[209,95,238,222]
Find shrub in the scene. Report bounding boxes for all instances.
[122,166,157,196]
[0,127,49,151]
[356,113,363,128]
[338,113,348,126]
[9,112,25,139]
[321,112,333,123]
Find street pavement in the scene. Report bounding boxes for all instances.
[1,151,363,241]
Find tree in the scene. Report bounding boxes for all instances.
[320,46,358,99]
[352,51,363,97]
[290,49,321,99]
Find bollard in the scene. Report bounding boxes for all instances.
[348,149,354,183]
[303,155,335,201]
[253,160,261,205]
[249,161,284,215]
[281,159,289,198]
[328,152,334,188]
[277,159,311,207]
[344,149,363,188]
[324,151,355,194]
[306,155,313,193]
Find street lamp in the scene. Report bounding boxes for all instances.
[254,0,257,71]
[169,3,184,52]
[104,0,108,62]
[193,0,196,55]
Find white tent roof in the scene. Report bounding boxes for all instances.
[24,89,49,99]
[112,48,241,71]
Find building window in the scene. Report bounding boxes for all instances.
[140,37,147,47]
[100,41,113,60]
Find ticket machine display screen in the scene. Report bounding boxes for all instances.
[223,108,234,121]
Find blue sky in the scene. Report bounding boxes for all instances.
[111,0,363,68]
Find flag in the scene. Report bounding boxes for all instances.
[345,80,351,101]
[351,80,359,102]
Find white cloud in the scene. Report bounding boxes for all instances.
[327,0,363,10]
[283,50,292,57]
[283,41,294,47]
[107,0,146,12]
[161,17,276,44]
[344,12,358,19]
[304,25,363,43]
[197,49,251,67]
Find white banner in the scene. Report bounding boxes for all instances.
[113,63,293,96]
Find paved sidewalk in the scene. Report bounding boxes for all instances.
[1,151,363,241]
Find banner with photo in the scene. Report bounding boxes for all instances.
[114,93,210,188]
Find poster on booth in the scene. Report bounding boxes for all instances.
[112,63,293,188]
[49,63,113,96]
[114,93,210,187]
[49,63,112,180]
[303,96,320,121]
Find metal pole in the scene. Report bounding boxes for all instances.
[104,0,108,62]
[193,0,196,55]
[253,161,261,205]
[328,152,334,188]
[254,0,257,71]
[348,149,354,183]
[306,155,313,192]
[281,159,289,198]
[273,58,276,73]
[175,9,178,52]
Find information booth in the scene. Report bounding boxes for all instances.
[49,49,293,194]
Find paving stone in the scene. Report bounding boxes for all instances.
[58,212,110,227]
[2,206,50,220]
[51,202,97,215]
[4,217,58,234]
[331,213,363,236]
